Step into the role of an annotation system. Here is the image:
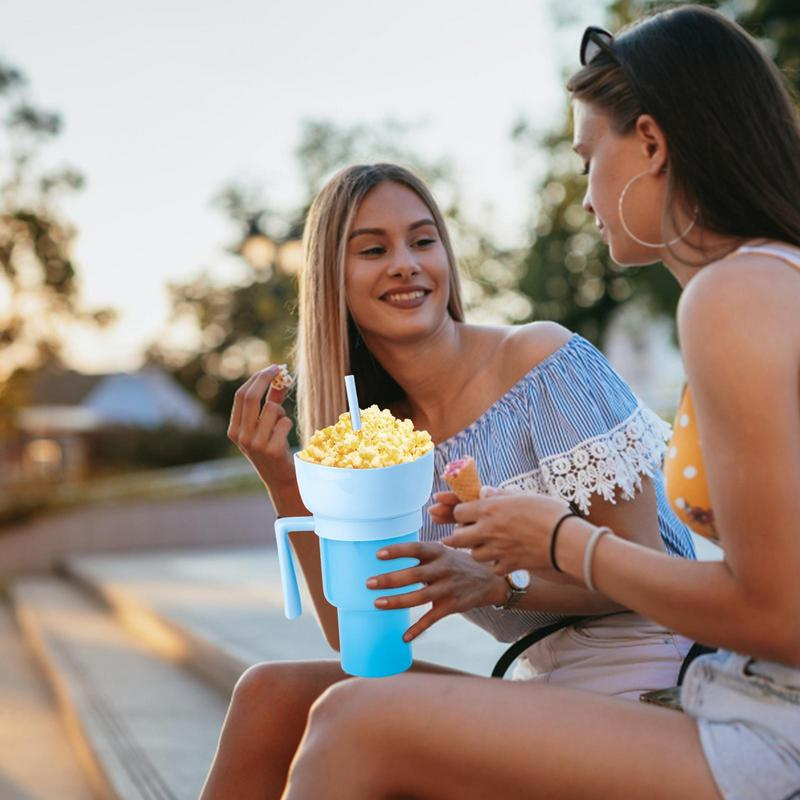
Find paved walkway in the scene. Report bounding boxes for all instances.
[0,491,275,576]
[68,546,509,677]
[0,604,94,800]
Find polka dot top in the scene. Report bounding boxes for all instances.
[664,243,800,541]
[664,385,717,539]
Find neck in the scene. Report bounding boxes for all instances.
[360,318,474,429]
[660,228,747,288]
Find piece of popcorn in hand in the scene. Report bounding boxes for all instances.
[271,364,295,392]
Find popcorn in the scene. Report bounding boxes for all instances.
[298,405,433,469]
[271,364,295,392]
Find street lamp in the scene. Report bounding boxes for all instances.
[240,217,303,275]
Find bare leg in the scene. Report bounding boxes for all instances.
[199,660,464,800]
[284,673,722,800]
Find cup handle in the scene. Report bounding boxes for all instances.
[273,516,316,619]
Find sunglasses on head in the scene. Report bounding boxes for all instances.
[580,26,619,66]
[579,25,644,109]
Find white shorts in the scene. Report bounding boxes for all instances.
[682,650,800,800]
[511,611,692,700]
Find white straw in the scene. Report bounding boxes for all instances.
[344,374,362,431]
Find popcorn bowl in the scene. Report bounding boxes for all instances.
[273,450,434,677]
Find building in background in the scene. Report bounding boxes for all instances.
[7,366,212,486]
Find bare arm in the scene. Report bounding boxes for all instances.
[517,478,664,614]
[448,256,800,663]
[430,477,663,618]
[228,367,339,650]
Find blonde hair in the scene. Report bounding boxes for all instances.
[294,163,465,444]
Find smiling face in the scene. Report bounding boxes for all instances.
[345,180,452,344]
[573,100,667,267]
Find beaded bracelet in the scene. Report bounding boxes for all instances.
[549,512,580,573]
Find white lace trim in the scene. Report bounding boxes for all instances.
[498,405,671,515]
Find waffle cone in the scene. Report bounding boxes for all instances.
[443,457,482,502]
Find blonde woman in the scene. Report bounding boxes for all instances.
[200,163,695,799]
[280,7,800,800]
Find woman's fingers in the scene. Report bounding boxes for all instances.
[239,366,281,433]
[441,524,483,549]
[468,544,498,563]
[265,382,287,407]
[428,503,455,524]
[367,564,431,590]
[375,541,440,561]
[368,543,444,590]
[451,499,482,525]
[261,414,293,459]
[374,584,441,611]
[228,370,263,440]
[402,606,451,642]
[432,491,459,505]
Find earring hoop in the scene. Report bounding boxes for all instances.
[618,169,696,248]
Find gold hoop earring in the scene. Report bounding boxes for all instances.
[618,169,696,248]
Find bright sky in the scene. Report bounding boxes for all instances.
[4,0,601,374]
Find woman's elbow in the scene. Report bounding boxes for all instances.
[749,605,800,666]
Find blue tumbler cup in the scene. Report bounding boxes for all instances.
[273,450,434,678]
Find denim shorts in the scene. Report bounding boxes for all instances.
[681,650,800,800]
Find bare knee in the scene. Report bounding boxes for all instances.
[287,679,408,797]
[306,676,410,747]
[308,677,368,728]
[231,662,283,710]
[228,661,312,728]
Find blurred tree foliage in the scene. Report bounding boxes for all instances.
[152,0,798,425]
[0,58,113,426]
[150,119,528,428]
[516,0,799,346]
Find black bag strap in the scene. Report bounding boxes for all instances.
[491,618,717,682]
[677,642,717,686]
[491,616,585,678]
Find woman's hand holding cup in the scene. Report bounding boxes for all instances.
[365,541,508,642]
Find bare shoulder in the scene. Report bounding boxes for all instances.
[500,321,573,378]
[679,246,800,333]
[678,247,800,379]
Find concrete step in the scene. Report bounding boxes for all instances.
[64,547,507,694]
[11,577,228,800]
[0,601,95,800]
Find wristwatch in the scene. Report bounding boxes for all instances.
[492,569,531,611]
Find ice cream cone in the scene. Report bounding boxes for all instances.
[443,456,482,501]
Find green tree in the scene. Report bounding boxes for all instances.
[0,58,113,422]
[517,0,798,346]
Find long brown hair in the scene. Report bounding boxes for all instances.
[567,5,800,255]
[294,164,465,444]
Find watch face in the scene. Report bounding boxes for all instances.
[508,569,530,590]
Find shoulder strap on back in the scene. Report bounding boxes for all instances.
[733,244,800,272]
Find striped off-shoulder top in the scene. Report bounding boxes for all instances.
[421,333,696,643]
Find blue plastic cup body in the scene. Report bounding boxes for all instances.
[321,532,422,677]
[273,450,434,678]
